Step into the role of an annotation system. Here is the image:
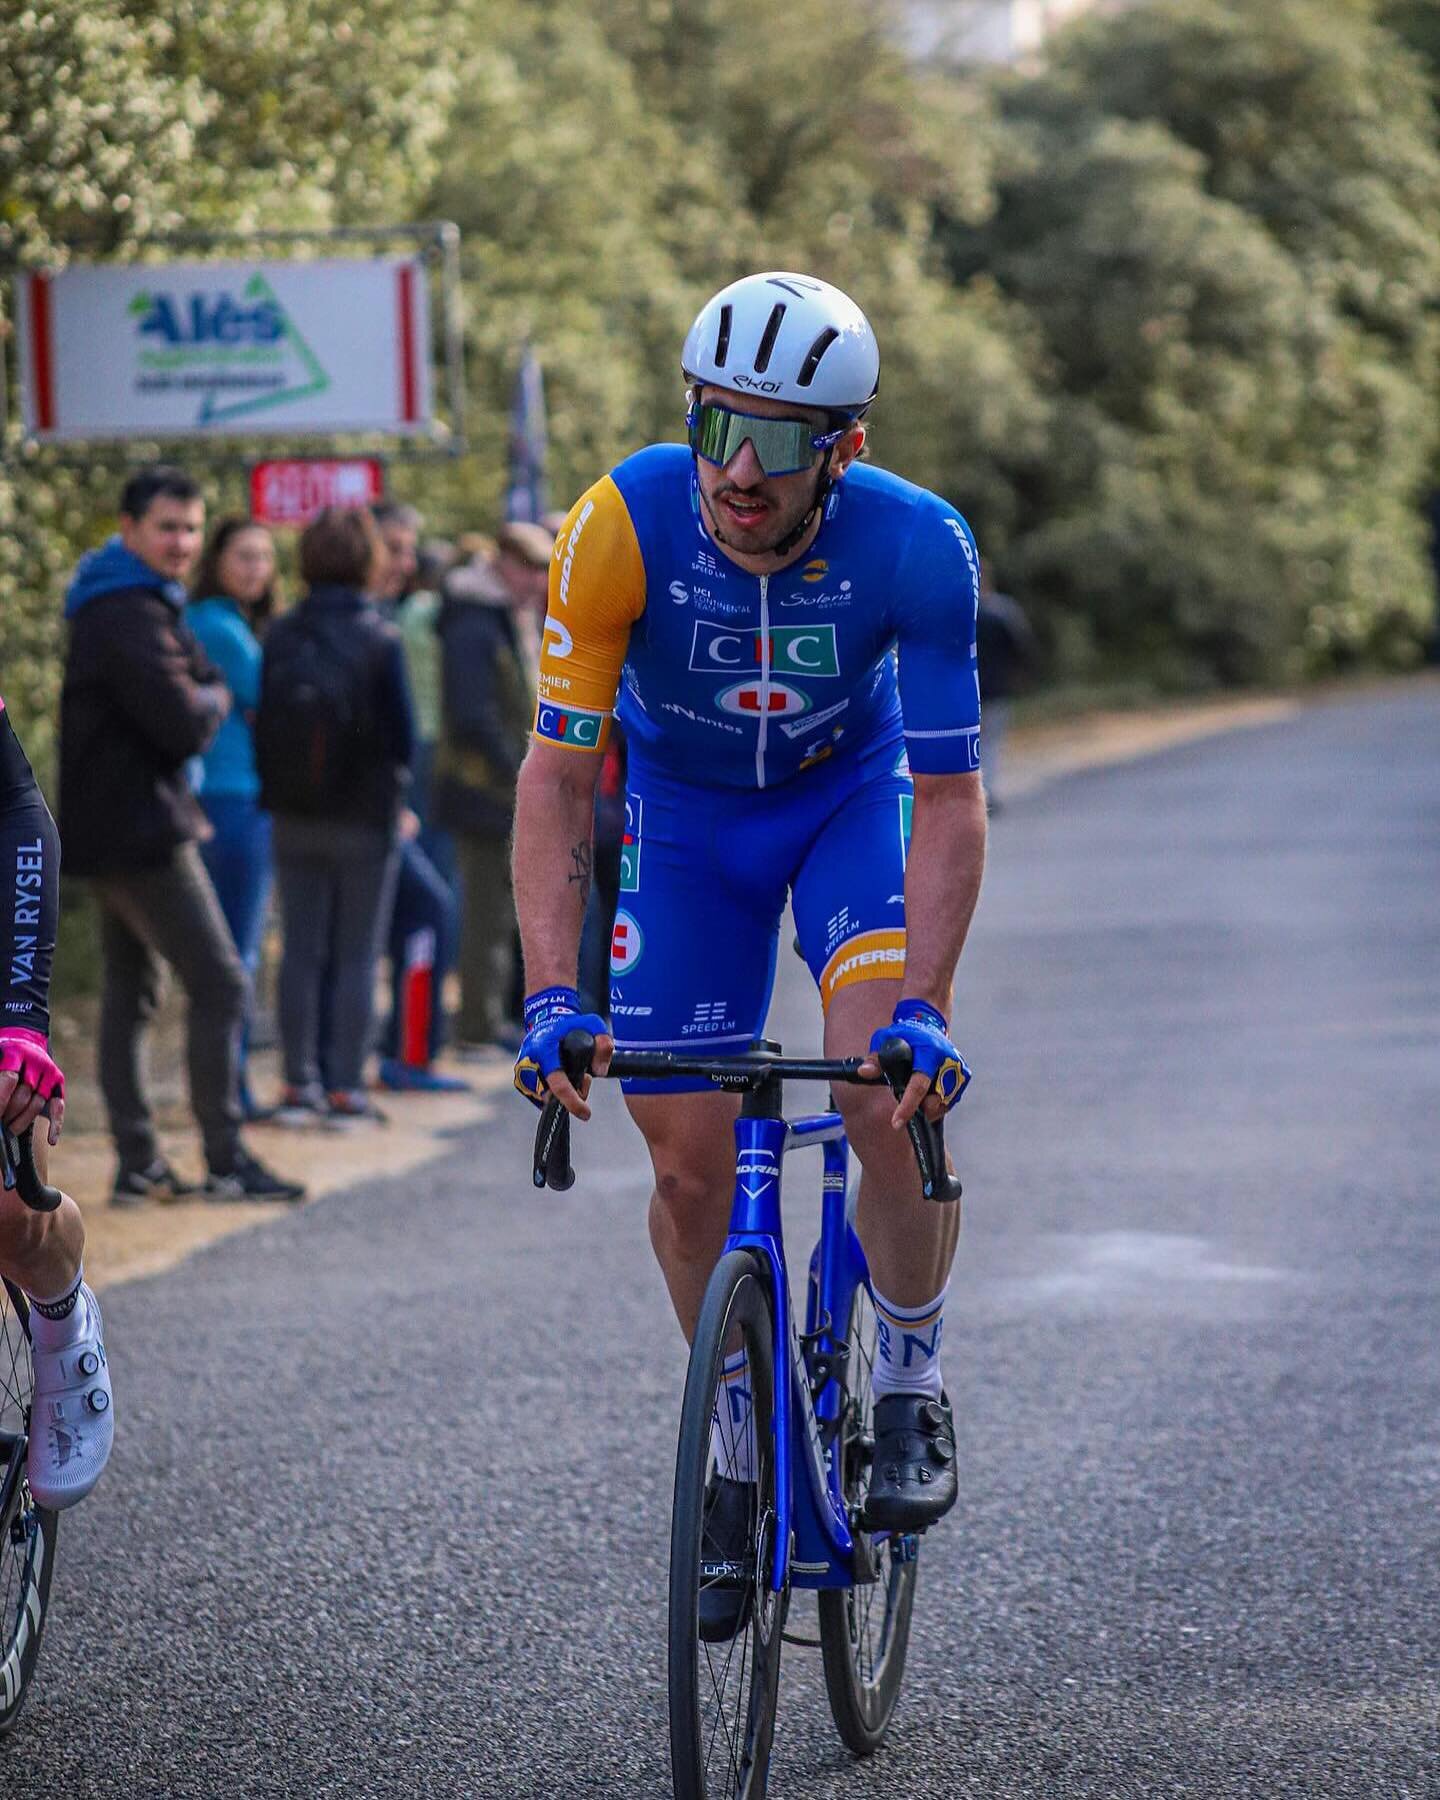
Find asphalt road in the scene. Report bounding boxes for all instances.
[5,686,1438,1798]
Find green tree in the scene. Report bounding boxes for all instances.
[950,0,1440,683]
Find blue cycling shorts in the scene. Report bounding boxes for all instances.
[608,731,914,1092]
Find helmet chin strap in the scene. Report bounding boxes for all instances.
[769,465,832,558]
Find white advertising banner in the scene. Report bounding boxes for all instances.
[14,258,432,442]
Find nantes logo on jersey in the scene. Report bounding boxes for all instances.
[534,701,604,748]
[689,622,840,677]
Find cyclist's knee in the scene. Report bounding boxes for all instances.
[835,1081,902,1161]
[651,1156,723,1226]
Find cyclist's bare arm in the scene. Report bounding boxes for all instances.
[512,742,614,1115]
[858,769,987,1125]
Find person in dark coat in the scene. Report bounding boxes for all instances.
[58,465,303,1204]
[975,577,1038,813]
[257,507,416,1125]
[432,521,551,1052]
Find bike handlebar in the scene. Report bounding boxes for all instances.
[530,1031,963,1205]
[0,1125,63,1213]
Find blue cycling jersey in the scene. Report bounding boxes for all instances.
[534,445,982,788]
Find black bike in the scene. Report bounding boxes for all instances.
[0,1126,64,1734]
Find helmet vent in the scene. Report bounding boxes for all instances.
[714,305,733,369]
[796,328,840,388]
[753,304,786,374]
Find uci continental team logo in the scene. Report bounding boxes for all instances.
[534,701,604,748]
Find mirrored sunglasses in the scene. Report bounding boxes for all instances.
[686,400,846,477]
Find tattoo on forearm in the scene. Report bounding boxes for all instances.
[567,839,593,906]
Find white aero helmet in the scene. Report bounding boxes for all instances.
[682,272,879,415]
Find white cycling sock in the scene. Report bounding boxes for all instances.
[27,1265,86,1353]
[870,1282,948,1402]
[710,1350,757,1483]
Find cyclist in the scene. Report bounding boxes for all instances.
[0,697,114,1508]
[513,274,985,1604]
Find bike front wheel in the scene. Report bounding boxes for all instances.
[0,1279,58,1735]
[818,1281,918,1756]
[669,1248,783,1800]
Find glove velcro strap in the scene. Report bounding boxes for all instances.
[894,997,948,1034]
[523,986,582,1030]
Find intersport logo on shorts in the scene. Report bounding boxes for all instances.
[820,929,907,1006]
[688,621,840,677]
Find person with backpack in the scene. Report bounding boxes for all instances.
[255,507,415,1126]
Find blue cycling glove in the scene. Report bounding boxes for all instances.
[868,998,972,1112]
[513,986,608,1109]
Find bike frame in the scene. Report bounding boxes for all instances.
[724,1104,871,1595]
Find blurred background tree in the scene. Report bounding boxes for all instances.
[4,0,1439,773]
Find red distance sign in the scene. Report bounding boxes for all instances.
[249,458,385,527]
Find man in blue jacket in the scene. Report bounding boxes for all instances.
[59,466,303,1204]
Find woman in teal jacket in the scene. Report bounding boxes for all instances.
[188,518,278,1119]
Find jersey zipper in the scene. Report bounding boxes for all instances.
[755,573,771,788]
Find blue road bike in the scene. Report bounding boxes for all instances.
[532,1035,961,1799]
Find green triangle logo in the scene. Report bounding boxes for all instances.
[197,272,331,426]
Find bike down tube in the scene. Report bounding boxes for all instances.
[725,1115,859,1591]
[721,1113,794,1596]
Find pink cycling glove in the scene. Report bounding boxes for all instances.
[0,1028,65,1106]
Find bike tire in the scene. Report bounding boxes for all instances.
[0,1279,58,1736]
[818,1282,918,1756]
[669,1248,783,1800]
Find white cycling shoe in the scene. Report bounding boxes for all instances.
[27,1283,114,1510]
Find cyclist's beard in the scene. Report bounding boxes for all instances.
[700,467,826,561]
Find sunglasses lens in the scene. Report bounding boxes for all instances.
[689,404,818,475]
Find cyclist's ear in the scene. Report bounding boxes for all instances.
[829,424,866,478]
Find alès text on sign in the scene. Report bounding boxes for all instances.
[250,459,385,528]
[15,259,431,442]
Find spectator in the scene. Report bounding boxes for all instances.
[370,503,464,1093]
[975,576,1038,813]
[433,522,552,1054]
[187,517,279,1120]
[58,466,303,1204]
[255,507,414,1126]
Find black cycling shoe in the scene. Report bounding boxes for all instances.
[698,1476,755,1643]
[863,1391,957,1532]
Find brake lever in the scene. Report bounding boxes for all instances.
[0,1123,63,1213]
[529,1028,599,1192]
[875,1040,963,1205]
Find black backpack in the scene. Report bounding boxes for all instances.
[255,615,378,816]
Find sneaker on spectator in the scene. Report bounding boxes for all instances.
[324,1090,389,1130]
[203,1150,306,1203]
[110,1156,195,1209]
[376,1059,470,1094]
[270,1083,331,1128]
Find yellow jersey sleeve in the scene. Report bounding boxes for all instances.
[533,476,646,754]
